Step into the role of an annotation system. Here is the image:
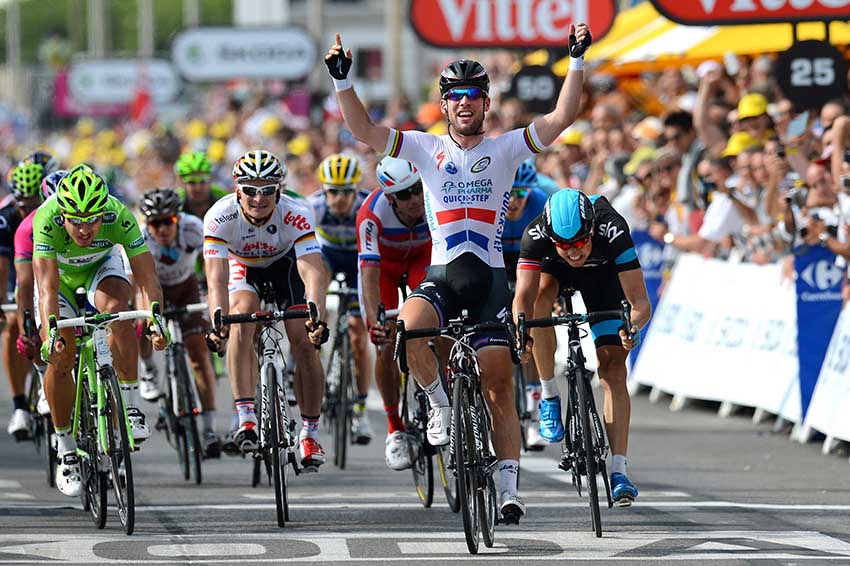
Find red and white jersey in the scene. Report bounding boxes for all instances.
[203,193,320,267]
[356,188,431,268]
[384,124,545,267]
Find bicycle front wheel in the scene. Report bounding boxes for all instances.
[408,385,433,508]
[265,363,288,528]
[453,376,480,555]
[104,368,135,535]
[177,349,203,485]
[78,380,106,529]
[474,393,497,549]
[334,334,352,469]
[576,370,602,538]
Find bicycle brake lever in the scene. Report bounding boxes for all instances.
[620,300,634,339]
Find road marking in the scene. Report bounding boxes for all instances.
[0,492,33,500]
[0,530,848,562]
[0,479,22,489]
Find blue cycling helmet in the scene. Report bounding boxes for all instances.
[513,159,537,189]
[544,189,595,244]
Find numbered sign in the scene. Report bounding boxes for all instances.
[776,40,848,110]
[506,65,563,114]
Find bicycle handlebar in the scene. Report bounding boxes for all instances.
[517,300,633,350]
[52,307,156,330]
[214,300,318,327]
[162,302,207,319]
[1,304,16,313]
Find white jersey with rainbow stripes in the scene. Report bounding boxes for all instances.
[385,124,545,267]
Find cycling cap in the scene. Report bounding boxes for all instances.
[513,160,538,189]
[175,151,212,180]
[24,151,59,176]
[139,188,182,218]
[439,59,490,97]
[56,165,110,216]
[376,156,420,194]
[318,154,362,188]
[544,189,595,244]
[11,163,44,199]
[41,169,68,201]
[232,150,286,182]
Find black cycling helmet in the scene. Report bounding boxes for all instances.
[139,188,182,218]
[439,59,490,98]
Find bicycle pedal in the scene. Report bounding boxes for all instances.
[12,430,32,442]
[500,511,522,525]
[300,462,319,473]
[615,496,634,508]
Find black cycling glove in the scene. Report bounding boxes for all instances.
[326,44,352,80]
[569,30,593,58]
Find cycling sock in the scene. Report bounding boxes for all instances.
[423,378,449,408]
[119,380,142,407]
[525,383,542,416]
[540,377,559,399]
[355,393,368,413]
[235,398,257,426]
[202,409,216,433]
[498,459,520,496]
[141,356,156,374]
[12,394,27,412]
[612,454,627,475]
[384,404,405,434]
[301,414,320,440]
[55,425,76,455]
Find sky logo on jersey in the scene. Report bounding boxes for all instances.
[471,156,491,173]
[598,220,624,243]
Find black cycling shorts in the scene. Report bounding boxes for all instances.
[542,258,627,348]
[230,248,306,310]
[409,253,511,350]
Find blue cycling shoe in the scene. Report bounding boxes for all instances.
[611,472,638,506]
[538,397,565,443]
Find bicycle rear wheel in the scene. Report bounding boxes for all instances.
[576,370,602,538]
[453,376,480,554]
[265,363,288,527]
[474,393,497,548]
[513,364,529,453]
[78,381,106,529]
[45,416,57,488]
[177,350,203,485]
[104,368,135,535]
[335,334,352,469]
[436,446,459,512]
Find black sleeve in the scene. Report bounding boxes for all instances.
[518,213,555,263]
[595,200,640,272]
[0,210,14,259]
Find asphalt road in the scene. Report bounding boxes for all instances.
[2,373,850,565]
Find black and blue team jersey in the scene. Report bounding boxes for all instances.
[518,195,642,346]
[0,202,24,294]
[503,187,548,277]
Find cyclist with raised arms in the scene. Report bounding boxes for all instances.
[512,188,651,506]
[4,163,48,440]
[503,159,549,450]
[136,188,221,457]
[326,23,591,522]
[175,151,230,221]
[357,156,431,470]
[308,154,372,444]
[35,165,169,497]
[203,150,330,468]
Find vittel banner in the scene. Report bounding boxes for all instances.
[409,0,615,48]
[650,0,850,25]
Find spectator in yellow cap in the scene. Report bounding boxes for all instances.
[737,93,772,143]
[721,131,760,158]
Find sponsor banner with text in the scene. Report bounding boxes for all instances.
[804,302,850,442]
[631,254,800,422]
[650,0,850,26]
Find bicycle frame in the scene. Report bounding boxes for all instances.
[163,304,206,420]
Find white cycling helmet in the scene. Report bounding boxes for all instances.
[376,156,421,194]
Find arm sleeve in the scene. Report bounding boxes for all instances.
[32,209,58,260]
[516,216,550,272]
[356,207,381,268]
[292,203,322,259]
[607,214,641,273]
[116,206,149,259]
[203,205,230,259]
[504,124,546,171]
[385,128,434,165]
[13,219,33,263]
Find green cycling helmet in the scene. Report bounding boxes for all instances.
[175,151,212,181]
[56,165,109,216]
[12,163,45,199]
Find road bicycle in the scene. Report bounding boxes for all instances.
[212,295,319,528]
[396,313,518,554]
[46,298,166,535]
[518,291,631,538]
[157,303,207,484]
[322,275,360,469]
[20,308,57,487]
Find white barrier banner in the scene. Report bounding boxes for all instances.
[631,254,800,422]
[803,302,850,441]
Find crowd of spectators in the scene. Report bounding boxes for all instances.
[1,50,849,299]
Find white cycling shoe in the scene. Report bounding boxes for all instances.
[385,431,415,471]
[57,453,82,497]
[126,406,151,443]
[426,406,451,446]
[7,409,33,441]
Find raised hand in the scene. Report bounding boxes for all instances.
[325,33,353,80]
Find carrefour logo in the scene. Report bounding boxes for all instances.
[636,242,664,271]
[800,259,844,302]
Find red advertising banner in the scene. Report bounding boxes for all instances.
[409,0,615,48]
[650,0,850,26]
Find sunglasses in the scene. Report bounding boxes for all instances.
[552,233,591,250]
[510,188,530,199]
[65,214,103,226]
[148,215,178,229]
[184,177,210,185]
[443,87,485,102]
[326,187,355,196]
[394,183,423,201]
[239,183,278,197]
